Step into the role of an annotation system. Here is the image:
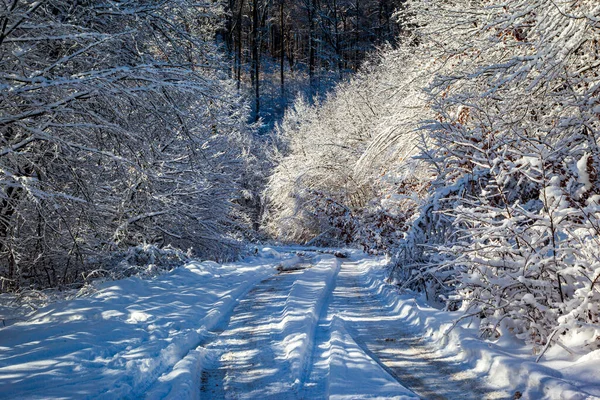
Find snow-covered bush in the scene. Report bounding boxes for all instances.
[67,245,193,290]
[0,0,258,290]
[391,0,600,347]
[264,46,431,249]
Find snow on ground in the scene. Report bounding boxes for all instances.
[360,259,600,400]
[302,255,496,400]
[0,247,599,399]
[199,253,342,399]
[315,316,416,400]
[0,249,290,399]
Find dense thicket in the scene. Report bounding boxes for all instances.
[0,0,259,290]
[264,46,429,249]
[266,0,600,353]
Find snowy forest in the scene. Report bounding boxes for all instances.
[0,0,402,291]
[1,0,600,394]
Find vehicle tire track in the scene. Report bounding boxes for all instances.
[199,255,339,399]
[333,261,507,400]
[297,257,341,394]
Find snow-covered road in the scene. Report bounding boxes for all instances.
[198,252,505,399]
[1,248,598,399]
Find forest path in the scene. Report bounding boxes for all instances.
[302,256,508,400]
[198,251,507,399]
[1,249,591,399]
[199,252,340,399]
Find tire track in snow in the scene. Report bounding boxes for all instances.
[331,258,508,399]
[302,258,417,399]
[297,257,341,390]
[144,264,278,400]
[199,254,340,399]
[200,271,298,399]
[196,253,507,399]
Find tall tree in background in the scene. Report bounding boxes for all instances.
[223,0,403,123]
[279,0,285,97]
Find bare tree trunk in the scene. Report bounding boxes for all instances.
[332,0,342,79]
[235,0,245,90]
[308,0,316,95]
[354,0,360,70]
[280,0,285,99]
[251,0,260,121]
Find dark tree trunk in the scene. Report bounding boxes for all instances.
[280,0,285,99]
[235,0,245,90]
[308,0,316,95]
[251,0,260,121]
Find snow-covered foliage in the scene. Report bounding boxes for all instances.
[264,47,432,250]
[0,0,258,290]
[267,0,600,351]
[399,0,600,350]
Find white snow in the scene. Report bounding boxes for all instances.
[577,152,592,197]
[354,258,600,399]
[0,253,285,399]
[1,248,598,399]
[324,317,415,400]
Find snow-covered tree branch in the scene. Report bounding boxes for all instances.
[0,0,258,290]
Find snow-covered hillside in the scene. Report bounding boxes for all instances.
[1,249,598,399]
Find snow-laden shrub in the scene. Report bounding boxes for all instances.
[0,0,258,290]
[264,46,431,249]
[393,0,600,347]
[99,245,192,280]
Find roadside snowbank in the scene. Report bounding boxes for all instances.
[327,316,417,400]
[0,251,289,399]
[282,255,341,388]
[362,260,600,399]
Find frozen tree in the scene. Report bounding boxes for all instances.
[264,44,431,250]
[392,0,600,347]
[0,0,257,290]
